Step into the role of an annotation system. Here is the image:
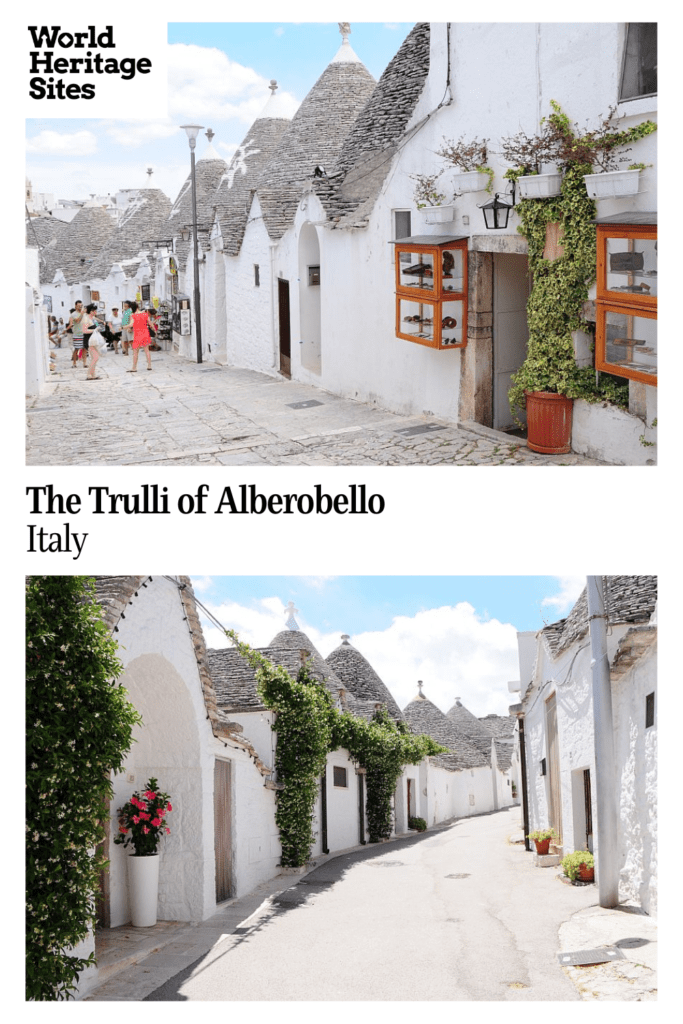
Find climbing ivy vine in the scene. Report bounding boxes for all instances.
[506,102,657,417]
[26,577,142,1000]
[226,631,446,863]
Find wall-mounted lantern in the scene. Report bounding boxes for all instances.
[479,181,516,230]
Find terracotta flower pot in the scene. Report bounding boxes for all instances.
[534,838,551,855]
[525,391,573,454]
[577,862,594,882]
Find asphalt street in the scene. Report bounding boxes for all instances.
[145,807,597,1001]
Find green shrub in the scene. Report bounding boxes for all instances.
[26,576,142,1000]
[408,816,427,832]
[561,849,595,881]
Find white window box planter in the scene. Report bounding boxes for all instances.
[452,170,490,193]
[420,205,456,225]
[583,168,641,199]
[518,172,563,199]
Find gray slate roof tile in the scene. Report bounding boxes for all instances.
[325,638,405,722]
[313,23,430,228]
[88,189,172,280]
[403,693,489,769]
[541,576,657,657]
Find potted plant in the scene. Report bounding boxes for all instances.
[409,816,427,832]
[437,135,494,194]
[561,849,595,883]
[511,782,518,799]
[560,107,658,199]
[114,777,173,927]
[410,172,456,224]
[500,116,563,198]
[527,827,557,855]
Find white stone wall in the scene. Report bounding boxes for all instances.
[520,615,657,912]
[26,249,49,395]
[225,199,279,373]
[613,642,657,914]
[325,749,363,853]
[572,397,658,466]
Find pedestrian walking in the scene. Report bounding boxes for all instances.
[68,302,84,368]
[127,303,156,372]
[83,304,104,379]
[120,300,133,355]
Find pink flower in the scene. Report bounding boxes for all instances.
[139,812,150,821]
[132,815,140,824]
[119,827,129,834]
[151,818,161,827]
[165,828,170,834]
[143,826,150,834]
[144,790,157,800]
[166,803,172,812]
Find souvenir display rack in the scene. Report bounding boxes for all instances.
[393,236,468,350]
[595,214,657,385]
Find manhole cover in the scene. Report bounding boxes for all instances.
[367,861,405,868]
[558,946,626,967]
[445,873,470,879]
[396,423,446,436]
[287,400,324,409]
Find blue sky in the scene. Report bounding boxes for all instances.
[190,576,586,717]
[26,23,414,203]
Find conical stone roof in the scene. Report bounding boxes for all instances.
[208,625,367,718]
[256,35,376,240]
[403,689,488,769]
[41,202,116,285]
[161,149,228,270]
[314,22,430,228]
[213,85,292,256]
[88,188,171,279]
[446,699,496,757]
[325,636,404,721]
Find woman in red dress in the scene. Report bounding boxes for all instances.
[126,301,157,372]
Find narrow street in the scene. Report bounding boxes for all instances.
[27,348,604,467]
[144,808,597,1001]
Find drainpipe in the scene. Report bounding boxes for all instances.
[587,575,619,907]
[517,715,531,852]
[357,769,366,845]
[320,766,329,855]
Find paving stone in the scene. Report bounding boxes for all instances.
[29,349,607,467]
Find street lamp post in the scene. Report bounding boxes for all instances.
[180,124,204,364]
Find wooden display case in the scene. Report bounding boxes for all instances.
[595,215,657,385]
[394,236,468,350]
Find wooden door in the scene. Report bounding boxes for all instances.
[407,778,415,819]
[545,693,562,842]
[278,279,291,378]
[214,759,232,903]
[583,769,593,852]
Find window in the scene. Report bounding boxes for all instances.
[620,24,657,101]
[394,210,411,240]
[254,264,260,287]
[333,766,348,788]
[645,692,655,728]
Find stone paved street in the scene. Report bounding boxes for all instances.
[27,347,606,467]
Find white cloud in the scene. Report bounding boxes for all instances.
[541,576,585,617]
[167,43,299,125]
[190,576,214,594]
[26,130,98,157]
[196,597,517,719]
[104,120,180,148]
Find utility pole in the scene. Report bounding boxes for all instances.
[586,575,619,907]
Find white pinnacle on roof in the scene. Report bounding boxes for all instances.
[331,21,362,64]
[284,601,300,631]
[259,80,294,121]
[198,128,222,162]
